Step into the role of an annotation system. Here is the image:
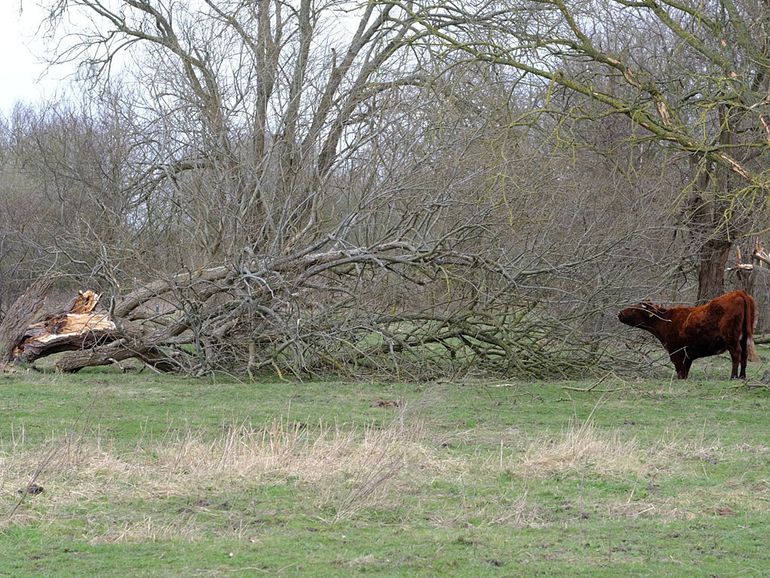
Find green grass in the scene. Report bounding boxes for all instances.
[1,353,769,576]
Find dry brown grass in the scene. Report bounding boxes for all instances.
[514,419,649,478]
[2,417,426,488]
[3,410,768,543]
[506,419,770,523]
[424,490,548,529]
[0,409,451,539]
[503,415,764,481]
[601,477,770,523]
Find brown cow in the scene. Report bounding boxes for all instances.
[617,290,758,379]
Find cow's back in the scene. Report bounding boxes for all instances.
[675,291,750,358]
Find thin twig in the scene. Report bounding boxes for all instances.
[561,372,626,392]
[7,445,59,520]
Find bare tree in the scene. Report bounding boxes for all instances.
[0,0,710,377]
[5,0,550,376]
[405,0,770,302]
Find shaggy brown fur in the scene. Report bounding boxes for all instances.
[618,290,758,379]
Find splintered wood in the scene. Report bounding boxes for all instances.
[727,239,770,273]
[11,290,117,363]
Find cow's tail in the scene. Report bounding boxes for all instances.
[744,292,759,362]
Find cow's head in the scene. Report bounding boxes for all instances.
[617,301,668,328]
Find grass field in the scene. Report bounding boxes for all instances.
[1,353,769,576]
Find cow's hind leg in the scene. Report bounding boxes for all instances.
[740,342,749,379]
[729,346,743,379]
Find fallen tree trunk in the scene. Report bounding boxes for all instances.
[53,341,180,373]
[0,277,55,365]
[753,333,770,345]
[14,311,117,363]
[1,237,598,377]
[3,289,118,368]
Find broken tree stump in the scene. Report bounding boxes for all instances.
[6,290,118,366]
[0,276,56,365]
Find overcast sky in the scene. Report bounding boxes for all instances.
[0,2,71,115]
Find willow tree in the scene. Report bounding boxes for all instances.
[407,0,770,301]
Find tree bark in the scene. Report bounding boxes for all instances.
[0,277,55,365]
[697,239,732,303]
[54,343,178,373]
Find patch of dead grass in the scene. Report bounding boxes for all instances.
[2,417,427,489]
[0,410,457,539]
[424,491,547,530]
[601,477,770,523]
[3,410,769,542]
[514,420,648,478]
[91,516,202,544]
[503,418,768,482]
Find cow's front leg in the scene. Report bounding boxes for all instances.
[671,353,692,379]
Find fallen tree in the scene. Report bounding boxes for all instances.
[0,276,55,366]
[0,288,117,368]
[0,238,605,378]
[5,0,667,380]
